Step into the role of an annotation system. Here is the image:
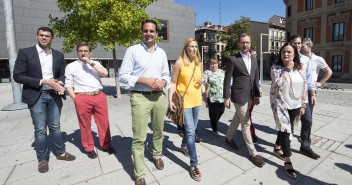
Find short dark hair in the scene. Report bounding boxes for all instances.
[141,19,158,32]
[237,33,250,43]
[289,34,302,42]
[37,27,54,38]
[76,42,92,52]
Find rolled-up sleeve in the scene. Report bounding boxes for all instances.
[161,52,170,89]
[118,47,139,87]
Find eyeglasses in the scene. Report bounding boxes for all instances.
[78,50,90,53]
[239,42,251,45]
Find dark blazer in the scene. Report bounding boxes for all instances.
[13,46,65,105]
[223,52,260,104]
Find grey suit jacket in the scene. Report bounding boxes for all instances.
[223,52,260,104]
[13,46,65,105]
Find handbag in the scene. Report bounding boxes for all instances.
[166,63,196,126]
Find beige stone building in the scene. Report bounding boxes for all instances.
[283,0,352,81]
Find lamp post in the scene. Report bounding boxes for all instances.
[201,46,207,64]
[260,33,269,85]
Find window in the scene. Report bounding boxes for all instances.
[158,19,168,41]
[333,22,344,41]
[306,0,313,10]
[304,27,313,40]
[287,6,291,17]
[335,0,345,3]
[332,55,342,72]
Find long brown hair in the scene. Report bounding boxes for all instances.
[179,38,201,66]
[277,42,302,70]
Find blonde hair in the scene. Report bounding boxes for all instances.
[179,38,201,66]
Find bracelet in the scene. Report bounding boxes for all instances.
[90,62,95,67]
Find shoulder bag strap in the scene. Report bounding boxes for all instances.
[182,62,197,97]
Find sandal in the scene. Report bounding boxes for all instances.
[180,146,189,157]
[284,162,297,179]
[273,147,285,161]
[189,166,201,181]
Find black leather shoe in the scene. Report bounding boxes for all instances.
[195,135,202,143]
[225,138,239,150]
[87,150,97,159]
[102,147,116,154]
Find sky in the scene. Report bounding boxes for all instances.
[174,0,286,26]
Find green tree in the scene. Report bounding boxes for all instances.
[220,16,256,69]
[49,0,157,98]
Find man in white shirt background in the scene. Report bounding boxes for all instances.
[65,42,115,159]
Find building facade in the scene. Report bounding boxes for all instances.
[0,0,195,82]
[195,22,227,66]
[283,0,352,81]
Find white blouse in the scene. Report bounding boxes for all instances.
[282,69,305,109]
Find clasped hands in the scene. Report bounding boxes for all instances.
[47,79,65,95]
[147,78,166,91]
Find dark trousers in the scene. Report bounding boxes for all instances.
[207,99,225,132]
[275,108,300,157]
[300,91,313,148]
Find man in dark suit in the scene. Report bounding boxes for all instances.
[223,34,265,167]
[14,27,75,173]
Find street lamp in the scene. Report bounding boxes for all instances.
[260,33,269,85]
[201,46,207,64]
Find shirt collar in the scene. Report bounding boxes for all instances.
[141,41,158,52]
[36,44,52,55]
[240,51,250,58]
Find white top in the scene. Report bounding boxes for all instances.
[282,70,305,109]
[309,53,328,82]
[64,59,103,92]
[240,51,251,75]
[36,44,53,90]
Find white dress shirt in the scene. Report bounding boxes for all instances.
[65,59,104,92]
[240,51,251,75]
[36,44,53,90]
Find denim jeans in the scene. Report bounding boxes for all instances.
[181,106,200,166]
[29,93,65,162]
[300,91,313,148]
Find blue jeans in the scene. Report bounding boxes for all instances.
[181,106,200,166]
[28,93,65,162]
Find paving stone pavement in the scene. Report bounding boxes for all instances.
[0,78,351,185]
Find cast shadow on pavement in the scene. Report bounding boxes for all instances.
[335,163,352,175]
[147,122,189,171]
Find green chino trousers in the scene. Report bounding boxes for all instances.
[130,92,165,180]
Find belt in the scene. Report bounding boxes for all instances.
[41,89,55,94]
[131,90,161,95]
[76,91,101,96]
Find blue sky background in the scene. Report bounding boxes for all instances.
[174,0,286,26]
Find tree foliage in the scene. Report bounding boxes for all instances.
[49,0,157,53]
[220,16,255,69]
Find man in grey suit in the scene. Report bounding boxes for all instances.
[14,27,75,173]
[223,33,265,167]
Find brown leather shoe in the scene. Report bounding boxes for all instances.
[56,152,76,161]
[38,161,49,173]
[300,147,320,159]
[135,178,146,185]
[249,154,265,167]
[87,150,97,159]
[154,158,164,170]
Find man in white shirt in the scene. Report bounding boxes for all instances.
[65,42,115,159]
[300,37,332,157]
